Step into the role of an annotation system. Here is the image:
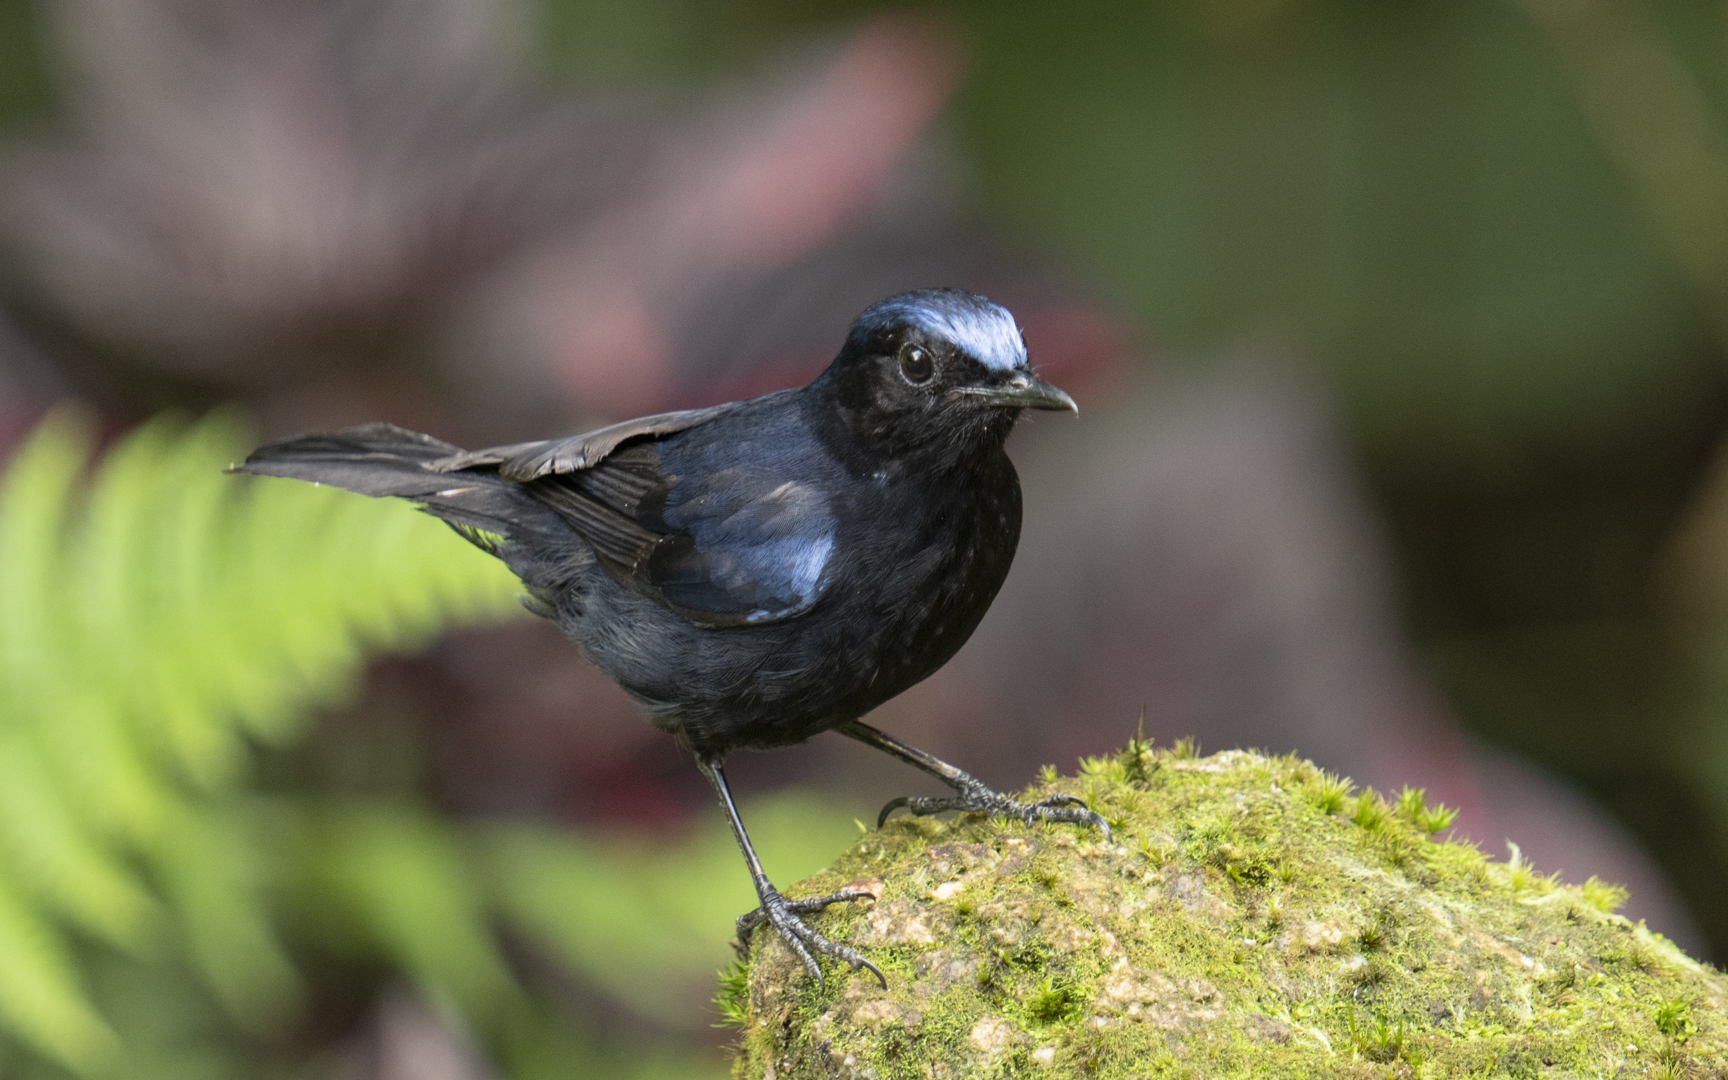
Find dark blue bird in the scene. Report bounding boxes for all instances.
[235,288,1106,985]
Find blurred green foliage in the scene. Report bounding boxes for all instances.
[0,410,862,1078]
[0,407,510,1073]
[0,0,51,133]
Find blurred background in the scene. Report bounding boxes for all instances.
[2,0,1728,1076]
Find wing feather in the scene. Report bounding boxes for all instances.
[428,400,763,479]
[428,390,830,627]
[526,479,661,573]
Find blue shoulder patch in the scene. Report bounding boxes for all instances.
[651,464,837,624]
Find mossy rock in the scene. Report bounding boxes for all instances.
[726,744,1727,1078]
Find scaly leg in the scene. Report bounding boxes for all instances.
[837,720,1111,840]
[697,757,884,989]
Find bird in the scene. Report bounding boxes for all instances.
[233,287,1108,987]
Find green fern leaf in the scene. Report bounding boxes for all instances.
[313,805,521,1021]
[0,875,119,1074]
[0,407,523,1072]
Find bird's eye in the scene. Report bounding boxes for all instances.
[898,344,934,384]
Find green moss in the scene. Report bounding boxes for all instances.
[1025,976,1086,1024]
[715,959,751,1030]
[1653,993,1697,1043]
[1395,786,1461,836]
[1582,875,1632,915]
[731,747,1728,1078]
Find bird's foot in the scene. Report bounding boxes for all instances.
[735,887,883,990]
[878,778,1112,841]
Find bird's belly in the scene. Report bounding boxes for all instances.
[701,550,1011,751]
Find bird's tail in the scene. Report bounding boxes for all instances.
[231,422,564,557]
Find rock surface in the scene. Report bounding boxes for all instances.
[726,744,1728,1078]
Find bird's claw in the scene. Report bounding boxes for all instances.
[735,887,883,990]
[878,783,1112,841]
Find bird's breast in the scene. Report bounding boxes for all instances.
[830,453,1021,647]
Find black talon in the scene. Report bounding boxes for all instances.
[842,720,1112,843]
[857,722,1113,842]
[877,796,911,828]
[1024,794,1113,840]
[734,886,884,990]
[736,888,877,943]
[878,786,1111,839]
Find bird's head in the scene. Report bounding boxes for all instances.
[816,288,1076,458]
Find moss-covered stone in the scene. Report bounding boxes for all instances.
[727,744,1728,1078]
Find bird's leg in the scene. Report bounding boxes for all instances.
[696,757,884,989]
[838,720,1112,840]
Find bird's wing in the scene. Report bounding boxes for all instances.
[440,392,832,627]
[532,444,835,628]
[428,400,753,480]
[642,463,836,627]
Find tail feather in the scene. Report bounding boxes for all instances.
[234,422,464,498]
[232,422,565,552]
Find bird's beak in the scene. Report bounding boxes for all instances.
[952,372,1079,414]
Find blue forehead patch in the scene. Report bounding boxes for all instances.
[861,289,1027,372]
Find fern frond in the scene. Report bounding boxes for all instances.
[0,875,118,1074]
[313,805,520,1021]
[0,407,522,1070]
